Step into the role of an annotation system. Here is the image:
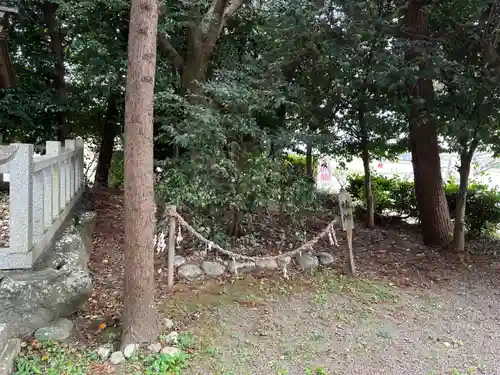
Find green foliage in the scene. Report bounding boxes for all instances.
[347,173,500,236]
[156,152,319,242]
[284,154,318,177]
[140,351,189,375]
[2,0,500,251]
[108,150,124,188]
[347,173,416,216]
[14,341,98,375]
[444,179,500,236]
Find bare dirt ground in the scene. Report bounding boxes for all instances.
[166,272,500,375]
[80,189,500,375]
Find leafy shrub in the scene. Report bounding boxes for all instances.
[346,173,403,214]
[108,150,124,188]
[284,153,318,178]
[347,173,500,236]
[444,179,500,236]
[156,152,321,241]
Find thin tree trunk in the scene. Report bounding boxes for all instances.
[405,0,452,246]
[452,147,475,252]
[94,92,120,187]
[121,0,158,347]
[361,142,375,228]
[359,103,374,228]
[306,142,313,178]
[42,2,69,142]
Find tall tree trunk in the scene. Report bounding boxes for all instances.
[94,92,120,188]
[42,2,69,142]
[452,152,472,252]
[122,0,158,347]
[359,103,375,228]
[404,0,452,246]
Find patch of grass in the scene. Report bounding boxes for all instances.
[14,340,99,375]
[311,292,328,306]
[312,271,396,304]
[305,367,329,375]
[15,338,194,375]
[127,350,190,375]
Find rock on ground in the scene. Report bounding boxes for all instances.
[161,346,180,356]
[297,252,319,270]
[34,318,74,342]
[0,211,95,338]
[202,261,225,277]
[97,346,111,360]
[123,343,138,358]
[228,261,255,274]
[178,264,204,280]
[165,331,178,344]
[164,318,174,330]
[0,338,20,375]
[147,342,162,353]
[317,252,335,266]
[174,255,186,268]
[277,256,292,266]
[109,351,125,365]
[256,258,278,270]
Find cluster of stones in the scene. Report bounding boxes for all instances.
[96,319,180,365]
[175,251,337,280]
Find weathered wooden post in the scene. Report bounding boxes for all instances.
[167,205,176,289]
[338,190,356,276]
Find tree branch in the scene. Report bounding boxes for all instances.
[201,0,245,47]
[156,1,184,74]
[480,2,500,74]
[218,0,245,35]
[201,0,229,36]
[157,34,184,74]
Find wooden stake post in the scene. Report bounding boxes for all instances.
[167,205,176,289]
[338,190,356,276]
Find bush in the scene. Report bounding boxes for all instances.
[347,173,500,236]
[346,173,406,214]
[444,179,500,236]
[108,150,124,188]
[284,154,318,178]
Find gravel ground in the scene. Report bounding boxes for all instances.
[168,271,500,375]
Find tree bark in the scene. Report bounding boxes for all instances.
[122,0,158,347]
[452,151,472,252]
[452,137,478,252]
[42,2,69,142]
[94,92,120,188]
[404,0,452,246]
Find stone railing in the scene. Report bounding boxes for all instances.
[0,139,85,269]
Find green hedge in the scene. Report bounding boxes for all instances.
[284,154,318,176]
[347,173,500,236]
